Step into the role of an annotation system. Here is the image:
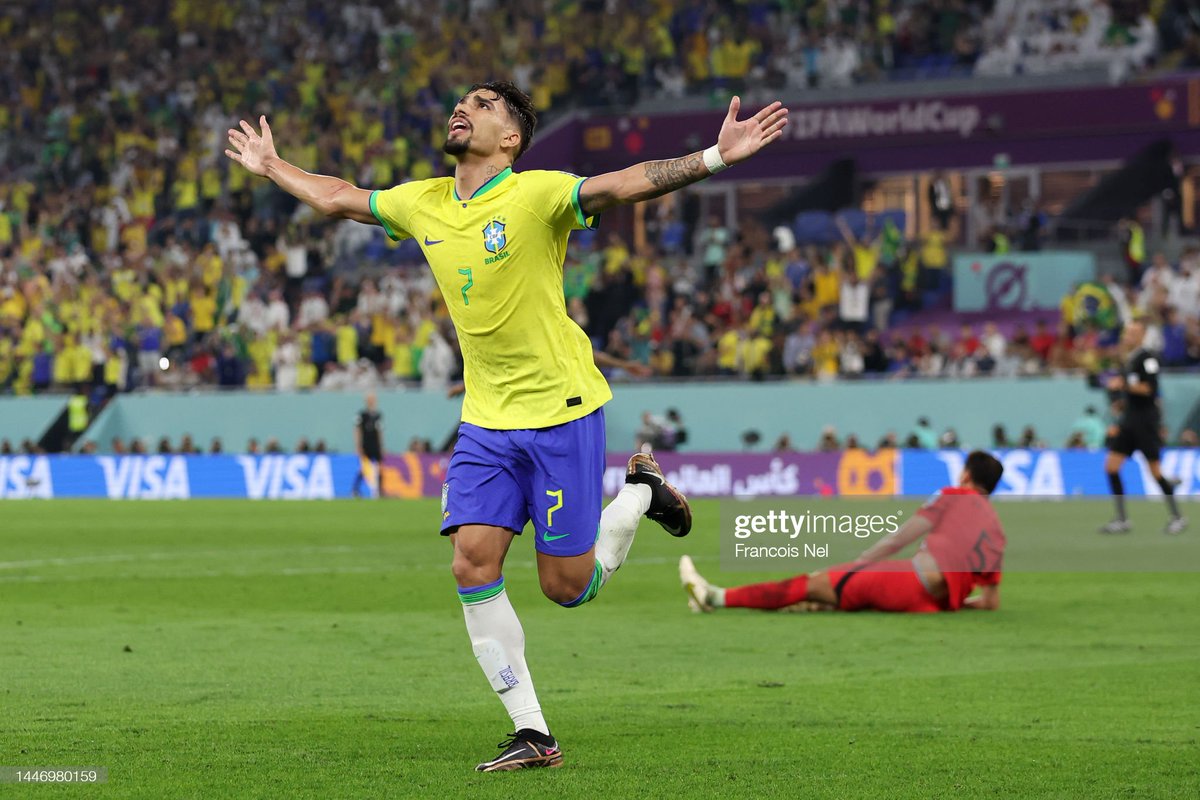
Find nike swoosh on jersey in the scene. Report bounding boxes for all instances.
[542,532,570,542]
[424,236,444,246]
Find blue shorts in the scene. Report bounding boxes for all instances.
[440,408,605,558]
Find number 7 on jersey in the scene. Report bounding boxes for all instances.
[457,267,473,305]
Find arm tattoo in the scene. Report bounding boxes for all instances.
[642,152,706,193]
[581,151,709,216]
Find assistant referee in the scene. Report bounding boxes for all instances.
[352,392,384,499]
[1101,319,1186,535]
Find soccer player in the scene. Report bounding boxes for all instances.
[680,451,1007,614]
[351,391,384,499]
[1099,319,1187,535]
[225,81,788,770]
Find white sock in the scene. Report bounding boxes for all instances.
[595,483,652,585]
[712,587,727,607]
[460,582,549,736]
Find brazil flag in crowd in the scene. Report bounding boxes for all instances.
[1069,281,1118,330]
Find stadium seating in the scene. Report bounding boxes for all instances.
[0,0,1187,418]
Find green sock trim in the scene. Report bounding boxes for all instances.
[458,577,505,605]
[560,560,603,608]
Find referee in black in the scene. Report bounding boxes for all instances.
[352,392,384,499]
[1101,319,1186,535]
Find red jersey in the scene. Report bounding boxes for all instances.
[915,487,1006,609]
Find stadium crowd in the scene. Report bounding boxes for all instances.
[8,201,1200,397]
[0,0,1196,399]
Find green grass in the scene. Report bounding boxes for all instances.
[2,499,1198,799]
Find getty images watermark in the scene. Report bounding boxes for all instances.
[722,503,906,571]
[720,497,1200,573]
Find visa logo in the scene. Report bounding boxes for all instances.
[97,456,191,499]
[0,456,53,498]
[237,455,334,500]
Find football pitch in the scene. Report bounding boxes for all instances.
[2,499,1197,799]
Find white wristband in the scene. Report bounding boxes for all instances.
[702,144,727,174]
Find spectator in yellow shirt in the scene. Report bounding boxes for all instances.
[748,292,776,336]
[390,326,416,381]
[172,172,199,215]
[198,243,223,288]
[0,285,27,322]
[712,34,758,91]
[837,216,882,280]
[263,244,286,275]
[743,331,773,377]
[716,327,741,375]
[190,282,217,341]
[335,318,359,365]
[65,337,92,384]
[603,232,630,275]
[812,331,840,378]
[0,337,13,386]
[811,261,841,310]
[921,229,949,282]
[200,164,222,211]
[163,312,188,352]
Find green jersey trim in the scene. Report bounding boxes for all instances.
[572,177,600,230]
[369,190,400,241]
[453,166,514,202]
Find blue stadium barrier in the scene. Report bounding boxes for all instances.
[900,449,1200,497]
[794,210,835,244]
[836,208,868,240]
[3,450,1199,499]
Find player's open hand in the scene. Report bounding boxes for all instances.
[716,97,789,167]
[626,362,654,378]
[225,116,277,177]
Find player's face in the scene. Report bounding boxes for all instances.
[443,91,519,160]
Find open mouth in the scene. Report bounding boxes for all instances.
[449,118,471,135]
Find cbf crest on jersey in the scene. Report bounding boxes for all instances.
[483,219,507,254]
[482,219,511,265]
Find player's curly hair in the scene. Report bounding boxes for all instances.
[462,80,538,161]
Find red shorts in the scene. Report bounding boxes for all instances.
[827,560,946,613]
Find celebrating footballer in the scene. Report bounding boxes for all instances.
[227,81,788,771]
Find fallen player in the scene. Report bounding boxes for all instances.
[681,450,1007,613]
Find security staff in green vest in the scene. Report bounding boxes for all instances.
[66,385,89,451]
[987,226,1010,255]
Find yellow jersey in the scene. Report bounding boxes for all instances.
[371,168,610,429]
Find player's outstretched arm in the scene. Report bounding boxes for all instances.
[225,116,376,225]
[854,515,932,564]
[593,350,653,377]
[577,96,788,217]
